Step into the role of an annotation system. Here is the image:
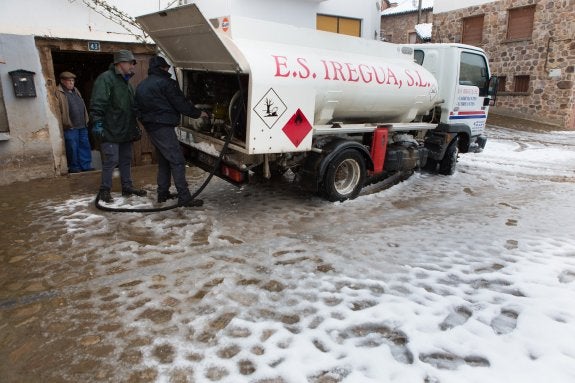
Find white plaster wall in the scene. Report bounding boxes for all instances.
[0,0,379,41]
[0,34,63,184]
[0,0,161,42]
[434,0,499,13]
[191,0,317,28]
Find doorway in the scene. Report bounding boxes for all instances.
[51,50,156,166]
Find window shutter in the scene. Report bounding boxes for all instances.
[338,17,361,37]
[317,15,338,33]
[462,15,484,45]
[507,6,536,40]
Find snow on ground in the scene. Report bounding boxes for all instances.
[34,127,575,382]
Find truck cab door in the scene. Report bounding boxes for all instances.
[452,51,491,137]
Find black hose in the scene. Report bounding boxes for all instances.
[94,70,245,213]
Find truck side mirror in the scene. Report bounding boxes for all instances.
[484,75,499,106]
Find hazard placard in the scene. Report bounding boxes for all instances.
[253,88,287,129]
[282,109,312,148]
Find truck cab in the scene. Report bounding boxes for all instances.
[404,43,498,153]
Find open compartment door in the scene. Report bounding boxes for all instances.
[136,4,241,72]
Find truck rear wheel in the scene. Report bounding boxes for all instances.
[322,149,366,201]
[439,137,459,175]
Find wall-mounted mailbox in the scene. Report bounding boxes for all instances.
[8,69,36,98]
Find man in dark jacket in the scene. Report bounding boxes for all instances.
[55,71,93,173]
[134,55,207,207]
[90,50,147,203]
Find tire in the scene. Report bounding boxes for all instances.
[438,138,459,175]
[322,149,366,201]
[424,158,438,172]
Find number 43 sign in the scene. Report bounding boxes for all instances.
[88,41,101,51]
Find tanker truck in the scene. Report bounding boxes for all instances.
[136,4,498,201]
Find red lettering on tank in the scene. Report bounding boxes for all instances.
[321,60,331,80]
[371,66,386,84]
[387,68,401,88]
[359,64,373,83]
[345,63,359,82]
[272,55,416,89]
[330,61,346,81]
[296,57,311,79]
[272,55,290,77]
[405,69,416,87]
[415,70,429,87]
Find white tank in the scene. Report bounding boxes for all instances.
[227,17,440,125]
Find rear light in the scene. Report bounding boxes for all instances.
[221,164,245,183]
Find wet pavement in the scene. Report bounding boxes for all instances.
[1,120,574,383]
[0,166,345,383]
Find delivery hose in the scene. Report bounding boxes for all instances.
[94,70,245,213]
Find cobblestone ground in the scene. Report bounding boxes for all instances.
[0,166,358,383]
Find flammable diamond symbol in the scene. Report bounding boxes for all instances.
[282,109,312,148]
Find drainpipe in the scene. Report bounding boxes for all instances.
[417,0,423,24]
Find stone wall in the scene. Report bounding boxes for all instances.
[381,10,433,43]
[432,0,574,130]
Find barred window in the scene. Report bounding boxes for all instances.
[497,76,507,92]
[514,75,530,93]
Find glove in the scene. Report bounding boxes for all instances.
[92,121,104,137]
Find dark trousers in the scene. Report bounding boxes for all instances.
[146,127,191,200]
[100,141,133,191]
[64,127,92,172]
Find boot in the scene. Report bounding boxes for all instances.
[98,189,114,203]
[178,193,204,207]
[178,198,204,207]
[122,187,147,197]
[157,191,178,203]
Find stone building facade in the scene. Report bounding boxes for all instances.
[380,1,433,43]
[432,0,574,130]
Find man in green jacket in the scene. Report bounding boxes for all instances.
[90,50,146,203]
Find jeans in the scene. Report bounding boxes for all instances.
[146,127,192,200]
[64,127,92,172]
[100,141,134,191]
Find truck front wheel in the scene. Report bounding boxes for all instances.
[439,137,459,175]
[322,149,366,201]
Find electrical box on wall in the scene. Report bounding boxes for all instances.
[8,69,36,97]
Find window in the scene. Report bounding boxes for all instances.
[507,5,536,40]
[317,15,361,37]
[497,76,507,92]
[408,32,417,43]
[414,50,424,65]
[462,15,484,45]
[459,52,489,96]
[513,75,530,92]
